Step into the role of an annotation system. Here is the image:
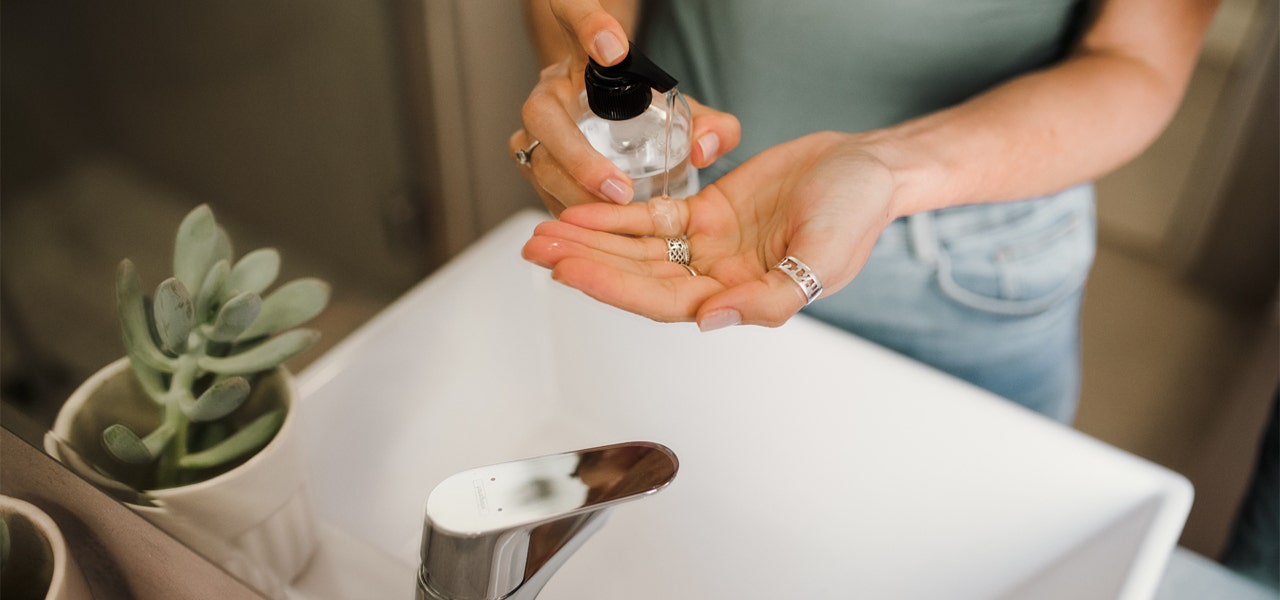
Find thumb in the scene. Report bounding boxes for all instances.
[552,0,630,66]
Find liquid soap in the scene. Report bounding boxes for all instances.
[577,43,697,201]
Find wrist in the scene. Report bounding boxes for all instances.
[856,125,956,219]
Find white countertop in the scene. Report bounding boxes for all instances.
[288,209,1193,600]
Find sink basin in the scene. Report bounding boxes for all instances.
[289,209,1192,600]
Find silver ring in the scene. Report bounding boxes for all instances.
[515,139,540,167]
[775,256,822,304]
[681,264,699,277]
[666,237,690,266]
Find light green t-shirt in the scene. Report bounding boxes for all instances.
[638,0,1086,173]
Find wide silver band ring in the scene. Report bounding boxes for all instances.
[515,139,540,167]
[666,237,690,266]
[776,256,823,304]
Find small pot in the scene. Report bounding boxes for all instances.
[46,358,316,599]
[0,495,92,600]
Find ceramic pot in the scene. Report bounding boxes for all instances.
[0,495,92,600]
[46,358,316,599]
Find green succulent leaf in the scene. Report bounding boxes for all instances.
[195,260,230,325]
[227,249,280,296]
[214,226,233,266]
[206,291,262,342]
[102,425,151,464]
[116,260,177,372]
[128,356,168,403]
[193,420,229,455]
[103,422,175,465]
[178,409,284,470]
[153,278,194,354]
[174,205,222,294]
[180,376,250,422]
[237,278,329,340]
[199,329,319,375]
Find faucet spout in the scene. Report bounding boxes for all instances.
[417,442,679,600]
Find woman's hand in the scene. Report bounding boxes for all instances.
[517,0,1219,330]
[510,0,740,216]
[522,131,901,330]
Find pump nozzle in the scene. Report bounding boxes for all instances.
[585,42,679,121]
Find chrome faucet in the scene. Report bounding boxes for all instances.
[416,442,679,600]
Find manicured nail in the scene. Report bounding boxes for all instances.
[600,178,632,204]
[696,133,720,163]
[594,32,626,64]
[698,308,741,332]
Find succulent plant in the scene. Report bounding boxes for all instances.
[104,204,328,488]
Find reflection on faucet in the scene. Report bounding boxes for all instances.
[417,442,679,600]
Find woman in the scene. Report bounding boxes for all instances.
[512,0,1219,422]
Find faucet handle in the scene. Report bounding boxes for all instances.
[418,442,679,600]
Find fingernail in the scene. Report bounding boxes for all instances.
[696,133,720,163]
[594,32,626,64]
[600,178,632,204]
[698,308,741,332]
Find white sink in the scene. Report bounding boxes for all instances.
[289,209,1192,600]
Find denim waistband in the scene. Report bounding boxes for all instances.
[880,183,1096,260]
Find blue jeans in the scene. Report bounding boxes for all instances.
[803,185,1097,423]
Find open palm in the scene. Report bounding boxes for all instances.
[522,131,900,331]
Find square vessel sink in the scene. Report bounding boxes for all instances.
[291,210,1191,600]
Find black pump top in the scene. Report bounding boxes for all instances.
[585,43,678,121]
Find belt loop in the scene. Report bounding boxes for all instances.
[907,211,939,265]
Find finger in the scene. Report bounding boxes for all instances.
[529,149,614,210]
[697,223,865,331]
[528,220,669,261]
[551,257,724,323]
[522,79,634,204]
[536,244,704,282]
[510,129,576,215]
[550,0,629,65]
[695,269,810,331]
[525,221,704,280]
[685,96,741,169]
[524,233,684,279]
[559,196,691,238]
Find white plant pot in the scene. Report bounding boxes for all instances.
[45,358,317,599]
[0,495,92,600]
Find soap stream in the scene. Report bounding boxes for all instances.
[662,88,675,200]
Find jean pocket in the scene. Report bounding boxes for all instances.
[934,196,1096,316]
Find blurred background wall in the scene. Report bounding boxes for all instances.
[2,0,545,426]
[2,0,1275,573]
[1076,0,1278,558]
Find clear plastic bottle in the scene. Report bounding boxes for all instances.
[577,44,697,201]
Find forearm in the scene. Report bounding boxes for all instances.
[870,0,1219,217]
[524,0,641,68]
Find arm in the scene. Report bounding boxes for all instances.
[873,0,1220,217]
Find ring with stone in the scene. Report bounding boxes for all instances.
[665,237,690,266]
[515,139,540,167]
[775,256,822,304]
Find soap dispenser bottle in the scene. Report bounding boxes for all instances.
[578,43,697,201]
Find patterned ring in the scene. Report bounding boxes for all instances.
[515,139,540,167]
[666,237,690,266]
[775,256,823,305]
